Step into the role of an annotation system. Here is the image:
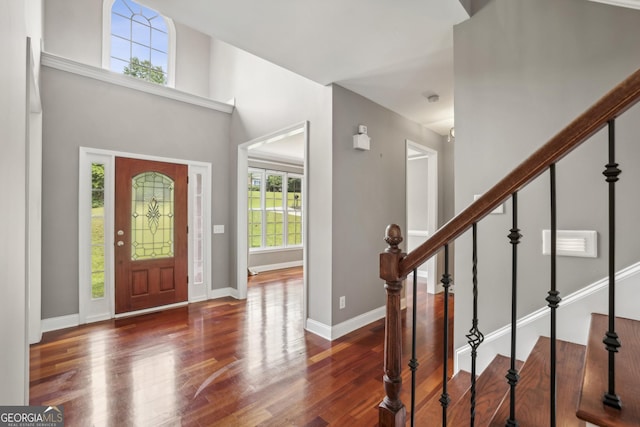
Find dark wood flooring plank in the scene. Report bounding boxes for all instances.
[30,267,451,426]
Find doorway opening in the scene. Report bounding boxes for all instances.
[406,140,439,293]
[237,122,309,325]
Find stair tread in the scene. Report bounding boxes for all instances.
[447,354,522,426]
[576,313,640,427]
[413,370,471,425]
[489,336,586,426]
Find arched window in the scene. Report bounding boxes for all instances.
[102,0,176,86]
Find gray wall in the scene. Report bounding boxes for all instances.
[43,0,212,98]
[209,38,334,326]
[407,157,430,231]
[453,0,640,349]
[331,85,446,324]
[40,67,231,318]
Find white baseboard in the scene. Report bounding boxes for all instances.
[250,260,303,273]
[85,313,111,324]
[42,314,80,333]
[209,287,240,300]
[305,305,387,341]
[306,318,332,340]
[331,306,386,340]
[454,261,640,375]
[189,295,208,303]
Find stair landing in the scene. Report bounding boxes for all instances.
[576,313,640,427]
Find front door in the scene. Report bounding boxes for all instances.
[115,157,188,314]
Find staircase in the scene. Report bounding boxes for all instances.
[377,67,640,427]
[422,314,640,426]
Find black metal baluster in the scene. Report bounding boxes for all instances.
[466,223,484,426]
[602,119,622,409]
[440,244,452,426]
[546,164,561,426]
[409,269,419,427]
[506,193,521,427]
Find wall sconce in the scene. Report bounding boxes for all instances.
[448,127,455,143]
[353,124,370,151]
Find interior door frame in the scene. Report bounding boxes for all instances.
[78,147,212,323]
[237,121,309,325]
[406,140,439,293]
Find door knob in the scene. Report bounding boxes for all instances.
[117,241,124,247]
[117,230,124,236]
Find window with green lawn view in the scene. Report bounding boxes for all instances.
[91,163,106,299]
[248,169,303,250]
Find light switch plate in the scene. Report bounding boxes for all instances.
[213,225,225,234]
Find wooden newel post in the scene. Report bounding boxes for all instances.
[379,224,407,427]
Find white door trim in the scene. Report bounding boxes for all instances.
[78,147,212,324]
[406,140,439,293]
[237,121,309,325]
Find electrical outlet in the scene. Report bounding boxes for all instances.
[339,296,346,309]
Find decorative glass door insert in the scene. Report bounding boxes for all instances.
[131,172,175,260]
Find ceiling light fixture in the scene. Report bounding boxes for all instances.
[426,94,440,103]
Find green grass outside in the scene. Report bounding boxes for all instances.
[248,191,302,248]
[91,206,105,298]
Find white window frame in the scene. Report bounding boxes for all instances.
[78,148,212,323]
[248,167,304,252]
[101,0,176,87]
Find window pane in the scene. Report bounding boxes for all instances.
[192,174,204,285]
[249,210,262,248]
[131,42,151,63]
[111,35,130,61]
[151,49,168,71]
[112,0,133,17]
[132,13,148,26]
[111,13,131,39]
[151,16,167,33]
[91,163,106,299]
[287,176,302,246]
[110,0,170,85]
[151,29,168,53]
[265,174,283,209]
[92,271,105,299]
[132,19,151,46]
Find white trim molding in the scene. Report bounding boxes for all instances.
[42,314,80,333]
[42,52,234,113]
[250,260,303,273]
[209,287,241,300]
[305,305,387,341]
[589,0,640,10]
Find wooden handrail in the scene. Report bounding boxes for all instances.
[378,67,640,427]
[398,67,640,279]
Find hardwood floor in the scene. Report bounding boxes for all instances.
[30,268,452,426]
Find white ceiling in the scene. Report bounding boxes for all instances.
[141,0,470,136]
